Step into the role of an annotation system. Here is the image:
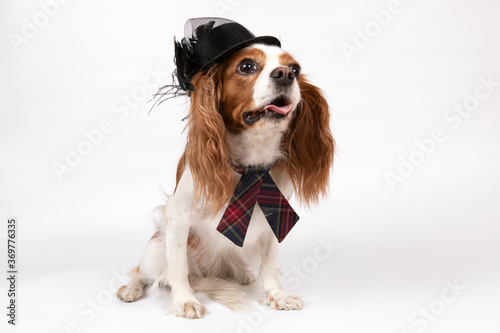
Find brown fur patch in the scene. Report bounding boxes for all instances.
[150,231,161,240]
[187,231,201,250]
[279,52,300,69]
[280,76,335,206]
[182,65,234,213]
[220,47,267,132]
[129,265,140,276]
[116,285,126,294]
[174,152,186,193]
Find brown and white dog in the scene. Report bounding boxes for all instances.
[116,42,334,318]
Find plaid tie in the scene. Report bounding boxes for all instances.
[217,164,299,247]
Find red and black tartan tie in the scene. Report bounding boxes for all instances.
[217,164,299,247]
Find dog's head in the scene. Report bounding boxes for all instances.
[179,43,334,212]
[217,44,301,133]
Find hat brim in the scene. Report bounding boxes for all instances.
[199,35,281,71]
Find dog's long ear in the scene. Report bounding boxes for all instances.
[283,77,335,206]
[183,66,233,212]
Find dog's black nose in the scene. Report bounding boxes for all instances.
[270,67,294,86]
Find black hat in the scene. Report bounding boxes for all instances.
[174,17,281,91]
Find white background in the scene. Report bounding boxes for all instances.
[1,0,499,332]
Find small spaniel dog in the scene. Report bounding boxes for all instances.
[116,18,334,318]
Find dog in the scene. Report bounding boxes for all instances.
[116,18,335,319]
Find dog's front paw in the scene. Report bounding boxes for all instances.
[262,290,304,311]
[116,283,144,303]
[173,299,206,319]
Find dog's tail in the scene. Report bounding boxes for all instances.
[190,277,249,312]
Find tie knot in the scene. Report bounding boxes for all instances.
[231,164,273,175]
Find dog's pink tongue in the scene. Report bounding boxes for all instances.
[264,104,293,114]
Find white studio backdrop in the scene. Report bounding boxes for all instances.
[1,0,499,332]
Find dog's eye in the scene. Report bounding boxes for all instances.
[238,60,258,74]
[290,65,300,78]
